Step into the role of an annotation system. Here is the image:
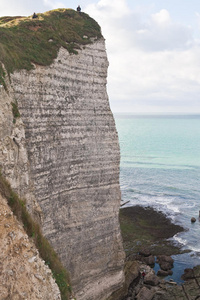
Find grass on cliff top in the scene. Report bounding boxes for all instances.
[0,8,102,86]
[0,171,72,300]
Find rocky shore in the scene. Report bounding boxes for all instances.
[108,205,200,300]
[119,205,185,257]
[109,259,200,300]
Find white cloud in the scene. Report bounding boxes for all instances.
[0,0,51,16]
[43,0,65,10]
[151,9,170,24]
[85,1,200,113]
[195,12,200,32]
[87,0,130,17]
[0,0,69,17]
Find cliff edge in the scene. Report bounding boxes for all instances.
[0,9,125,300]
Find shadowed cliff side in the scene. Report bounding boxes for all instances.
[0,9,125,300]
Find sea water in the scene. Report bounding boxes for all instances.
[114,114,200,283]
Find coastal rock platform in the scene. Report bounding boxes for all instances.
[116,205,200,300]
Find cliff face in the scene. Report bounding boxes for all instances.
[0,193,61,300]
[0,10,125,300]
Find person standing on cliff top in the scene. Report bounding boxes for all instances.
[77,5,81,13]
[32,12,38,19]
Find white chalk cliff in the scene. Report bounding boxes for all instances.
[0,13,125,300]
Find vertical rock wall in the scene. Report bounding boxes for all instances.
[1,39,125,299]
[0,83,42,220]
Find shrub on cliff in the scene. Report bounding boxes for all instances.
[11,101,20,123]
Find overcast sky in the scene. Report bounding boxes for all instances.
[1,0,200,113]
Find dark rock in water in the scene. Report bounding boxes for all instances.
[168,270,173,275]
[181,268,194,280]
[157,269,173,276]
[144,273,160,286]
[191,217,196,223]
[139,248,151,257]
[159,262,173,271]
[157,255,174,264]
[157,269,167,277]
[157,255,174,271]
[143,255,155,266]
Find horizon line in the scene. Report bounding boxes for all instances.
[113,112,200,115]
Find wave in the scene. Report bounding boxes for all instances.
[173,234,188,246]
[121,157,200,169]
[124,195,181,216]
[187,245,200,253]
[123,188,189,204]
[173,233,200,253]
[122,160,199,170]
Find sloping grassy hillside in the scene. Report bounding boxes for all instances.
[0,8,102,86]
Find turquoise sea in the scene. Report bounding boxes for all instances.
[114,114,200,283]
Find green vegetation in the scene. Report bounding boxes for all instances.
[0,9,102,86]
[0,171,72,300]
[0,64,6,89]
[119,206,185,257]
[11,101,20,123]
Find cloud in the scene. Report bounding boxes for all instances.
[43,0,65,10]
[85,0,200,113]
[151,9,170,24]
[137,10,193,52]
[86,0,130,18]
[0,0,69,17]
[0,0,51,16]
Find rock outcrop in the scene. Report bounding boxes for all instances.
[117,261,200,300]
[0,9,125,300]
[0,193,61,300]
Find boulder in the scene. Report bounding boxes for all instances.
[139,248,151,257]
[157,255,174,264]
[157,255,174,270]
[143,255,155,266]
[157,269,173,277]
[191,217,196,223]
[152,291,169,300]
[181,268,194,280]
[144,273,160,286]
[159,262,173,271]
[136,286,155,300]
[125,261,140,287]
[167,270,173,275]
